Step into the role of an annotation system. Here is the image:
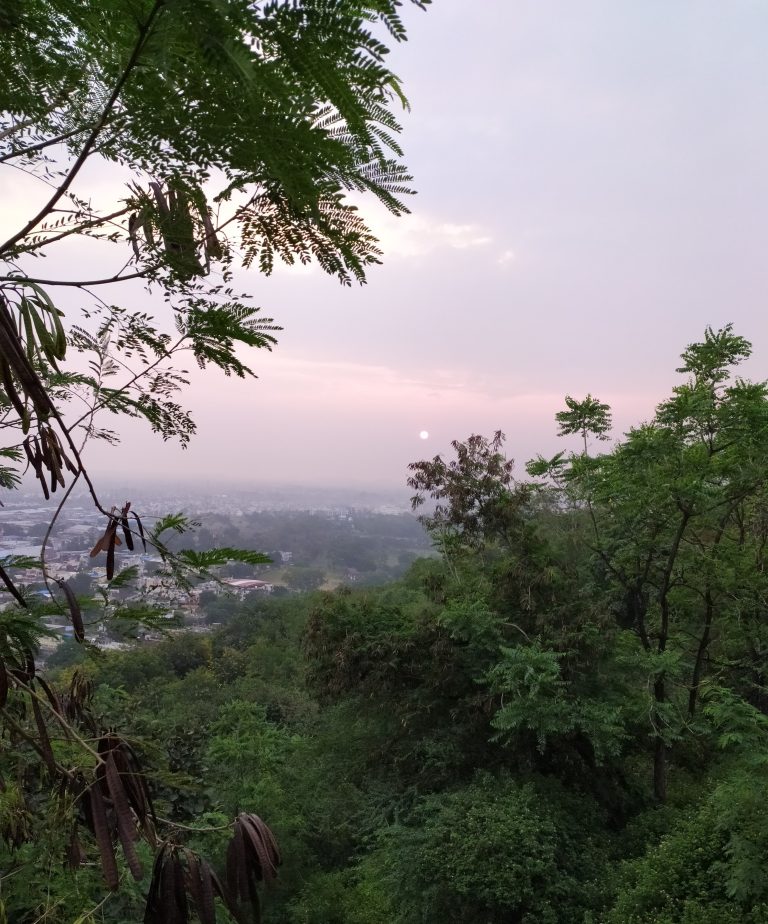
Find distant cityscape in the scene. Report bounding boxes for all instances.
[0,482,431,662]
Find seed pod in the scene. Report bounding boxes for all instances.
[0,659,7,709]
[56,579,84,643]
[88,785,119,891]
[120,502,134,551]
[30,696,56,776]
[105,753,143,881]
[132,512,147,552]
[0,564,25,608]
[128,213,142,261]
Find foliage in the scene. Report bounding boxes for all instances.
[407,431,524,552]
[376,774,610,924]
[0,0,430,919]
[3,324,768,921]
[606,764,768,923]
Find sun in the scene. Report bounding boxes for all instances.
[419,430,429,440]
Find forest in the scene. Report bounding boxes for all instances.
[2,326,768,922]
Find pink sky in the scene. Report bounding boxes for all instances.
[3,0,767,495]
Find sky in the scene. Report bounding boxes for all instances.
[3,0,768,497]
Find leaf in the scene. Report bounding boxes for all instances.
[108,565,139,590]
[177,548,271,571]
[150,512,195,541]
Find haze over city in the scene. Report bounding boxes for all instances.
[3,0,766,494]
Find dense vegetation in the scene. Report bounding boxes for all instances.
[3,326,768,922]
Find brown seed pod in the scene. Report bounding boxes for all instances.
[105,752,143,881]
[56,578,84,642]
[120,501,134,551]
[86,784,119,891]
[0,659,7,709]
[132,512,147,552]
[225,814,281,922]
[30,695,56,776]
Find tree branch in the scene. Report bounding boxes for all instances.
[10,206,132,256]
[1,268,151,288]
[0,126,90,165]
[0,0,164,256]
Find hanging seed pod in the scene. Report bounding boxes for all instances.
[132,511,147,552]
[225,814,281,922]
[87,784,119,891]
[97,734,156,842]
[0,564,25,608]
[200,207,222,261]
[30,696,56,776]
[105,752,143,881]
[128,213,142,260]
[65,829,86,870]
[56,578,84,643]
[0,659,7,709]
[120,501,134,551]
[144,845,229,924]
[35,676,63,720]
[90,516,121,567]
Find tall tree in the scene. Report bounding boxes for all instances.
[533,326,768,801]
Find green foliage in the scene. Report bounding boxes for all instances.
[284,565,326,592]
[407,431,523,551]
[527,326,768,800]
[487,643,627,761]
[606,764,768,923]
[177,547,272,570]
[375,774,610,924]
[555,394,613,447]
[4,326,768,921]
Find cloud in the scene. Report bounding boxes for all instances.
[497,248,516,265]
[437,223,493,249]
[356,202,495,260]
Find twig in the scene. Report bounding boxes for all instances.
[0,126,90,165]
[0,267,154,288]
[13,206,132,255]
[0,0,164,256]
[156,815,234,834]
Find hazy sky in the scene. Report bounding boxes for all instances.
[4,1,768,495]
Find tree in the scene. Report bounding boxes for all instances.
[285,565,326,593]
[407,431,528,554]
[532,326,768,801]
[0,2,429,918]
[0,0,428,571]
[555,393,612,454]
